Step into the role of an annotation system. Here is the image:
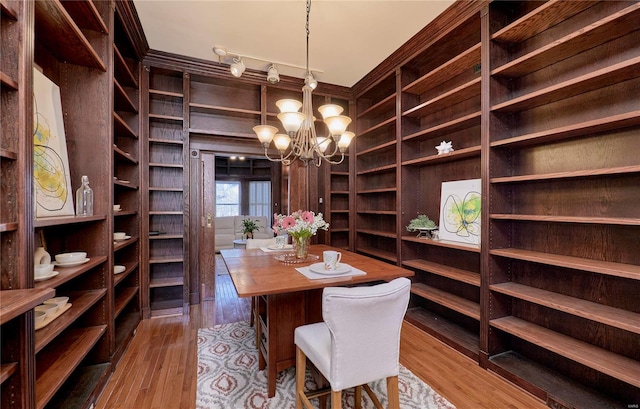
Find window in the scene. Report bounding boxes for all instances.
[216,181,240,216]
[249,181,271,217]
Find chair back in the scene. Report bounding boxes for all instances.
[245,238,276,249]
[322,277,411,390]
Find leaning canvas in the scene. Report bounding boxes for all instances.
[33,68,75,217]
[438,178,481,245]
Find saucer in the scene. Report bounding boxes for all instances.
[52,258,90,267]
[35,271,59,282]
[309,262,351,275]
[114,235,131,241]
[267,244,293,250]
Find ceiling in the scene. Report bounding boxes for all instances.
[132,1,455,88]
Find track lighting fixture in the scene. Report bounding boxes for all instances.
[230,58,245,78]
[267,64,280,84]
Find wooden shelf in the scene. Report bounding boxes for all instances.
[357,116,395,138]
[114,46,138,88]
[490,213,640,226]
[149,113,183,122]
[149,277,184,288]
[0,147,18,160]
[148,234,183,240]
[189,102,260,118]
[149,211,183,215]
[356,228,397,239]
[34,214,106,228]
[34,256,108,290]
[356,187,396,194]
[491,164,640,184]
[403,259,480,287]
[149,186,183,192]
[114,179,138,189]
[356,210,396,216]
[60,0,108,33]
[148,137,183,145]
[150,299,184,317]
[405,308,479,360]
[0,222,18,233]
[490,316,640,388]
[402,145,481,166]
[491,282,640,334]
[403,111,480,141]
[492,4,640,78]
[356,163,396,175]
[148,162,183,168]
[403,43,481,95]
[0,288,55,325]
[149,88,183,98]
[402,235,481,253]
[356,93,396,119]
[411,283,480,320]
[356,139,396,156]
[492,56,640,112]
[114,112,138,139]
[114,287,138,318]
[490,248,640,281]
[35,289,106,353]
[0,362,18,385]
[491,1,594,44]
[114,79,137,113]
[355,246,397,263]
[114,262,138,286]
[489,351,626,408]
[148,256,184,264]
[114,236,138,251]
[403,77,481,118]
[113,147,137,165]
[34,0,106,71]
[0,0,17,19]
[35,325,107,409]
[0,71,18,90]
[188,127,255,139]
[490,110,640,148]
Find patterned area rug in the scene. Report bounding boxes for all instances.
[196,321,456,409]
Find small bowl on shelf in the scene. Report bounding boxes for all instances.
[43,296,69,309]
[55,252,87,264]
[34,263,54,279]
[35,303,58,318]
[35,310,46,325]
[113,232,127,240]
[113,204,121,211]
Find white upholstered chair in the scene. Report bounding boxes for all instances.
[244,238,276,340]
[294,277,411,409]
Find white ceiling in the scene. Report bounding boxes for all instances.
[132,1,455,88]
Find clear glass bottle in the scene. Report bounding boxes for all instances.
[75,175,94,216]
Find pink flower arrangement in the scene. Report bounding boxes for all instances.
[272,210,329,239]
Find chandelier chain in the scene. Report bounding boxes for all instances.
[306,0,311,76]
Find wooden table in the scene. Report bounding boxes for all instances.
[220,244,414,397]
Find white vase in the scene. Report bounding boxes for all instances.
[34,246,51,265]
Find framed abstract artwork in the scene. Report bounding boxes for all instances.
[438,178,481,245]
[33,68,75,217]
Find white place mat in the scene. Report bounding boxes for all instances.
[296,263,367,280]
[260,245,294,253]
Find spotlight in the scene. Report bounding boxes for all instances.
[305,72,317,90]
[230,58,245,78]
[267,64,280,84]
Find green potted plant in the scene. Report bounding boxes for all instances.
[406,214,438,238]
[241,217,260,239]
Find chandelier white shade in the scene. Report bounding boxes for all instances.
[252,0,354,167]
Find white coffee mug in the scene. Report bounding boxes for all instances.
[323,250,342,271]
[275,235,286,248]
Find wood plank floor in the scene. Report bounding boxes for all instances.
[96,272,547,409]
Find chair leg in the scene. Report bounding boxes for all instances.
[330,390,342,409]
[386,375,400,409]
[250,296,255,326]
[296,347,306,409]
[354,385,362,409]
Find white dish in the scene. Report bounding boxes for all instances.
[308,262,351,275]
[55,252,87,264]
[43,296,69,308]
[114,209,122,212]
[114,265,126,274]
[114,235,131,241]
[34,271,59,282]
[52,258,90,267]
[267,244,293,250]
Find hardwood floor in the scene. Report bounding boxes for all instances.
[96,273,547,409]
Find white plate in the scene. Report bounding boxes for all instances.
[114,235,131,241]
[35,271,59,282]
[52,258,90,267]
[114,209,122,213]
[114,265,126,274]
[267,244,293,250]
[308,262,351,275]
